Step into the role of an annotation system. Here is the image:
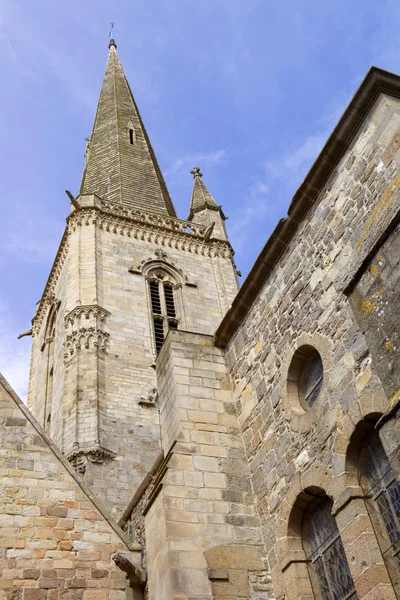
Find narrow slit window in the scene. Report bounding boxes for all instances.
[129,128,134,145]
[164,283,176,318]
[149,281,162,314]
[153,317,164,354]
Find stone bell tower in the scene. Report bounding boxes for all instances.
[27,39,239,518]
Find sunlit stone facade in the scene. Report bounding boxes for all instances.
[1,43,400,600]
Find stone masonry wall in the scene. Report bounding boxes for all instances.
[223,93,400,599]
[348,221,400,401]
[141,331,269,600]
[28,198,239,519]
[0,373,143,599]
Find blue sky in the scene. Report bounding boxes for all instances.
[1,0,400,398]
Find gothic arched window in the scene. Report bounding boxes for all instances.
[148,270,179,354]
[42,303,57,430]
[361,431,400,586]
[303,496,358,600]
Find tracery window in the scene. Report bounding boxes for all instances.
[361,431,400,589]
[148,271,179,354]
[304,496,358,600]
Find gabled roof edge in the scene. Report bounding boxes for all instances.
[0,373,140,553]
[215,66,400,348]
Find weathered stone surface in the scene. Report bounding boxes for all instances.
[0,374,141,596]
[6,41,400,600]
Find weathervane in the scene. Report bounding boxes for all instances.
[108,22,117,48]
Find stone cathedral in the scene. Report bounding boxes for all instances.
[1,39,400,600]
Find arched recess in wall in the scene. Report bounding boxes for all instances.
[347,415,400,597]
[42,301,60,431]
[142,261,186,356]
[281,486,358,600]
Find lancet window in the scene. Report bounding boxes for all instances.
[148,270,179,354]
[43,304,57,430]
[303,496,358,600]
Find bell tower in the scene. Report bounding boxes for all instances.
[27,40,239,518]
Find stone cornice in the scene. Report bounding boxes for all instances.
[215,66,400,348]
[68,205,234,259]
[32,203,235,336]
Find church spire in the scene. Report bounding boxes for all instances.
[80,42,176,216]
[188,167,219,220]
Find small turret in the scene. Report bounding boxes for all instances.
[188,167,228,241]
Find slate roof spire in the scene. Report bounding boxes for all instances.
[80,41,176,216]
[188,167,219,220]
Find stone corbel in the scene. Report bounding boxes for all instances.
[67,445,117,475]
[138,387,158,407]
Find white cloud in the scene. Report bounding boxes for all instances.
[229,179,271,252]
[265,89,349,190]
[0,2,96,111]
[165,149,228,185]
[5,230,60,266]
[265,132,327,184]
[0,301,31,402]
[228,89,350,255]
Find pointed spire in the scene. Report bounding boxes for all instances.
[80,43,176,217]
[188,167,219,220]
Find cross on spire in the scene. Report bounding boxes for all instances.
[190,167,203,179]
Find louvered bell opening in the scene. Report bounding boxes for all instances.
[153,317,164,354]
[149,281,162,314]
[163,284,176,318]
[168,320,178,330]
